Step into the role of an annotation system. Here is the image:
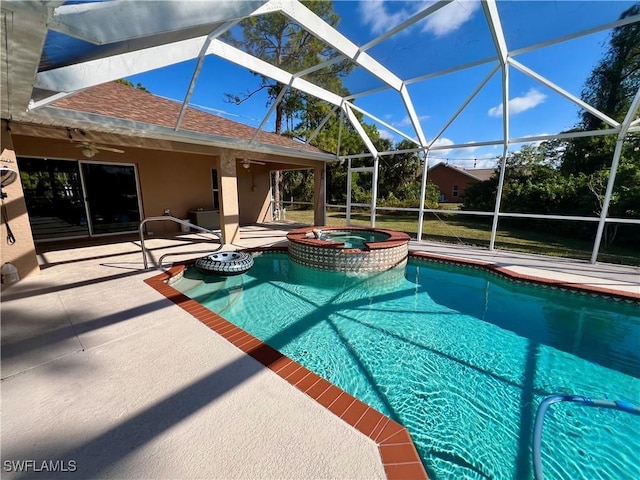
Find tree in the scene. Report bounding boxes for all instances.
[560,3,640,247]
[115,79,149,92]
[461,174,498,212]
[579,3,640,131]
[473,5,640,248]
[378,139,422,204]
[463,143,579,218]
[562,3,639,175]
[319,111,387,205]
[222,1,354,212]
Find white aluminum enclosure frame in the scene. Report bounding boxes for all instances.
[3,0,639,264]
[346,163,376,226]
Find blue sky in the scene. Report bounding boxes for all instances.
[127,0,632,168]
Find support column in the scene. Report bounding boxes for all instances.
[0,120,40,281]
[313,163,326,226]
[416,152,429,241]
[370,156,379,228]
[218,152,240,245]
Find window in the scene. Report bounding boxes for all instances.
[452,185,459,197]
[212,169,219,210]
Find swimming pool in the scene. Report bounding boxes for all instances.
[174,253,640,479]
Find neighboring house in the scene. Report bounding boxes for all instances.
[427,162,495,203]
[1,82,331,279]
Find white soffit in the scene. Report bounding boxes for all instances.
[47,0,270,45]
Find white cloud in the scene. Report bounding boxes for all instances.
[461,142,479,153]
[432,137,454,147]
[488,88,547,117]
[472,154,500,169]
[358,0,413,36]
[378,129,395,141]
[515,132,552,147]
[422,0,481,37]
[428,142,500,169]
[430,137,454,155]
[359,1,478,37]
[395,114,430,128]
[470,160,495,169]
[446,152,498,169]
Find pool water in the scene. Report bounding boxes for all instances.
[319,229,389,249]
[175,254,640,479]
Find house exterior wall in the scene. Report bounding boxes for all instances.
[237,166,271,225]
[428,166,479,203]
[0,123,40,280]
[218,152,240,244]
[12,135,220,235]
[5,124,325,277]
[237,164,327,226]
[136,151,219,232]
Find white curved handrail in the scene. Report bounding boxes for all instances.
[139,216,223,270]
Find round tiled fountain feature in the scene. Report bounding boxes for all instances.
[286,226,410,273]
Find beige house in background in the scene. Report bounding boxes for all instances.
[1,82,331,281]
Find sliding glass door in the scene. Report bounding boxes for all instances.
[18,157,142,241]
[18,158,89,240]
[81,162,141,235]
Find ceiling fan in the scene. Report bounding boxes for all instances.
[241,159,266,169]
[0,165,18,199]
[76,142,125,158]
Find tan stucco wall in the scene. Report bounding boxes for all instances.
[219,152,240,244]
[237,163,326,226]
[237,166,271,225]
[0,124,40,281]
[12,135,220,234]
[9,125,325,243]
[136,152,218,233]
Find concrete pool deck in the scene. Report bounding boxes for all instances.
[1,224,638,479]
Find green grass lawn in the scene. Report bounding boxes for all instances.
[281,208,640,266]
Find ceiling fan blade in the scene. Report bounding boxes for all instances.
[74,142,124,154]
[249,160,266,165]
[0,166,18,188]
[95,146,125,153]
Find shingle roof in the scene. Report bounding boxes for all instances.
[466,168,495,181]
[428,162,496,181]
[52,82,324,154]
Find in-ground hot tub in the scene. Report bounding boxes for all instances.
[286,226,410,273]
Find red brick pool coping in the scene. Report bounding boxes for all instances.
[144,248,639,480]
[145,249,428,480]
